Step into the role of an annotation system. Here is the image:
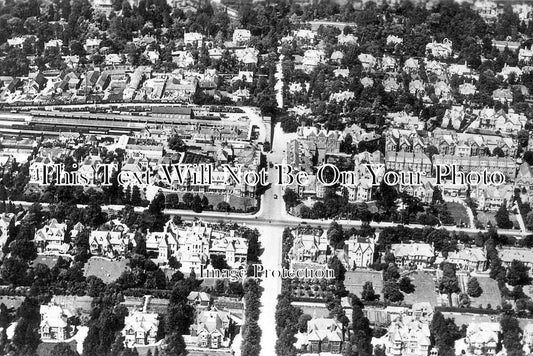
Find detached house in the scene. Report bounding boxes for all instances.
[40,303,73,341]
[122,311,159,347]
[301,318,344,354]
[425,39,452,58]
[34,219,69,254]
[288,230,329,265]
[455,322,500,356]
[188,309,236,349]
[372,309,434,356]
[390,243,435,268]
[89,230,135,258]
[343,235,375,270]
[446,247,487,272]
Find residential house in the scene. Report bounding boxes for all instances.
[513,3,533,24]
[172,50,195,68]
[497,247,533,272]
[188,291,211,309]
[492,39,521,52]
[184,32,204,47]
[360,77,374,88]
[372,310,433,356]
[235,48,258,66]
[189,309,235,349]
[209,231,248,268]
[358,53,377,71]
[329,90,355,103]
[523,323,533,355]
[385,151,432,176]
[34,219,69,254]
[499,64,522,81]
[7,36,32,49]
[474,0,499,23]
[432,154,516,179]
[89,230,134,258]
[84,38,101,53]
[301,318,344,354]
[40,303,73,341]
[232,29,251,45]
[446,247,487,272]
[403,58,420,73]
[122,311,159,347]
[472,185,514,211]
[386,35,403,46]
[390,243,435,268]
[382,55,397,71]
[44,39,63,51]
[519,45,533,63]
[454,322,500,356]
[425,39,453,58]
[146,225,179,261]
[458,82,477,96]
[343,235,375,270]
[337,33,357,45]
[383,77,400,92]
[302,49,325,73]
[288,230,329,265]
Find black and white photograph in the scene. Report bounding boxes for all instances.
[0,0,532,355]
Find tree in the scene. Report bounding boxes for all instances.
[167,135,187,152]
[398,276,415,294]
[1,257,28,286]
[467,277,483,297]
[131,185,142,206]
[361,281,378,301]
[327,256,346,282]
[507,259,532,286]
[495,201,513,229]
[439,262,460,304]
[297,314,312,333]
[166,194,179,209]
[191,194,203,213]
[282,188,300,209]
[182,193,193,207]
[211,255,230,270]
[327,221,344,249]
[0,303,9,329]
[12,297,41,355]
[430,311,462,354]
[86,276,106,297]
[500,315,523,354]
[345,299,373,355]
[384,263,400,281]
[51,343,79,356]
[217,201,231,212]
[382,281,403,302]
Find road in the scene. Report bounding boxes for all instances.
[8,122,530,355]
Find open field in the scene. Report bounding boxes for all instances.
[469,276,502,308]
[403,271,439,306]
[446,202,469,225]
[83,257,129,283]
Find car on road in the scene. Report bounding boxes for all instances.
[273,194,278,199]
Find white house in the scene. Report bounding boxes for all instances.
[184,32,204,47]
[232,29,251,45]
[40,304,73,341]
[34,219,69,254]
[122,311,159,347]
[426,39,453,58]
